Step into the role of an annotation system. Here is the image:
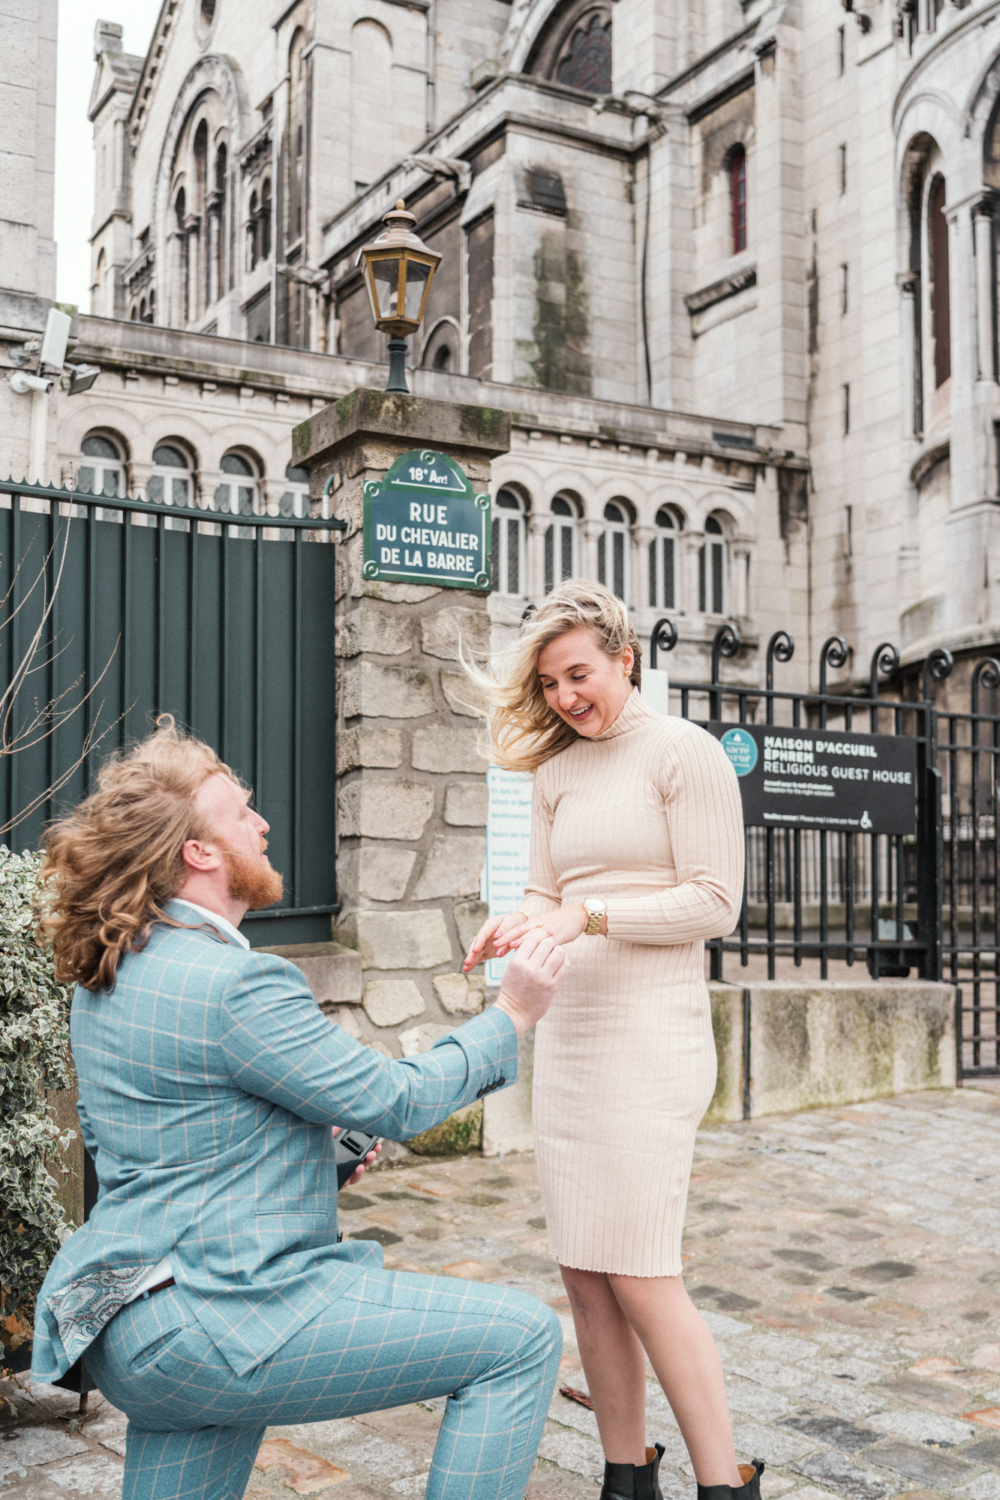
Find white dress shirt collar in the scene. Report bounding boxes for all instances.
[172,899,250,949]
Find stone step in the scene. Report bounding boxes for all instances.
[254,940,362,1010]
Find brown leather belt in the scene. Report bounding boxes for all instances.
[146,1277,176,1296]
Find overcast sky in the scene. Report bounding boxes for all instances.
[55,0,162,311]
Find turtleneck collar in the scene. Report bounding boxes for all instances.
[589,685,658,742]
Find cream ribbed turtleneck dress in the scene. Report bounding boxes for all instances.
[521,688,744,1277]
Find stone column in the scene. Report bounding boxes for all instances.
[293,389,510,1091]
[897,272,921,439]
[974,200,996,383]
[633,525,655,612]
[526,511,549,599]
[581,517,603,584]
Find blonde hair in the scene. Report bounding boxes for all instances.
[38,717,234,993]
[469,578,641,773]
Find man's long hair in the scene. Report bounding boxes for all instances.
[39,716,232,993]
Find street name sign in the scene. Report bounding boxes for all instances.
[362,447,491,590]
[708,722,917,835]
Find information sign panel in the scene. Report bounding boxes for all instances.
[362,447,491,590]
[708,722,917,835]
[483,766,533,987]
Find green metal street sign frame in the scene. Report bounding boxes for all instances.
[362,447,491,590]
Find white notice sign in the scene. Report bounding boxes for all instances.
[641,667,670,715]
[483,766,533,987]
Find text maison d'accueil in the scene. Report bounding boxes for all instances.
[762,735,912,785]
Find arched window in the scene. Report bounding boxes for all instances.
[215,452,259,516]
[597,501,629,601]
[288,30,307,251]
[280,463,310,519]
[422,320,459,372]
[131,303,139,321]
[650,507,680,609]
[78,433,125,497]
[491,488,526,597]
[213,143,228,298]
[529,4,613,94]
[544,495,578,593]
[730,146,747,254]
[175,187,189,324]
[699,514,728,615]
[248,190,259,270]
[928,174,950,389]
[193,121,209,315]
[148,443,194,508]
[260,179,272,262]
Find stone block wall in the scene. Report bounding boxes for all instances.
[705,980,957,1124]
[294,390,510,1076]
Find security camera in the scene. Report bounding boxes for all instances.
[9,371,53,394]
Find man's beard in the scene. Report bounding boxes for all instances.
[223,846,284,910]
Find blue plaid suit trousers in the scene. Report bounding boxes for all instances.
[87,1268,562,1500]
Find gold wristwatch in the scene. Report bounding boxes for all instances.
[583,897,607,936]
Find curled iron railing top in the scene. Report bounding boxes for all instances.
[765,630,794,694]
[818,635,850,698]
[971,657,1000,716]
[710,621,741,686]
[868,641,899,703]
[649,617,677,668]
[922,646,953,703]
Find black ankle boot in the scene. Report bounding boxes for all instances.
[600,1443,665,1500]
[697,1459,764,1500]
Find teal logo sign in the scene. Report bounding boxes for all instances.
[362,449,490,591]
[720,727,758,776]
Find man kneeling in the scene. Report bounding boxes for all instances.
[32,719,569,1500]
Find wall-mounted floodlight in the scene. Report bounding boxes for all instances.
[66,364,100,396]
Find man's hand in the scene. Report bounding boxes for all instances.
[345,1143,381,1187]
[492,928,570,1038]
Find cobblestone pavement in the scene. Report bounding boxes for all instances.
[5,1087,1000,1500]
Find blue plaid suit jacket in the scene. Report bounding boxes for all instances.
[31,902,517,1381]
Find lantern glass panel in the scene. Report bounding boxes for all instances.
[372,258,401,319]
[404,260,430,321]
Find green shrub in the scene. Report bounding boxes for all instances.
[0,847,74,1368]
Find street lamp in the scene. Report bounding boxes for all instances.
[357,199,441,394]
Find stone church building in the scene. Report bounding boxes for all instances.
[1,0,998,1129]
[3,0,992,692]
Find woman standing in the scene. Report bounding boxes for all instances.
[464,581,762,1500]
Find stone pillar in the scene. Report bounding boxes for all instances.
[974,200,996,383]
[633,525,656,613]
[897,272,920,439]
[526,511,549,599]
[293,389,510,1084]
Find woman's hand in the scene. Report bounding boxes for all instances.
[463,910,528,971]
[493,904,593,951]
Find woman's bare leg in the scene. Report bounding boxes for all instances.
[560,1266,647,1465]
[609,1273,742,1487]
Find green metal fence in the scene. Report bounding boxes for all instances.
[0,479,343,947]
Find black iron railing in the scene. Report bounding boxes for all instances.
[655,619,1000,1078]
[0,478,344,947]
